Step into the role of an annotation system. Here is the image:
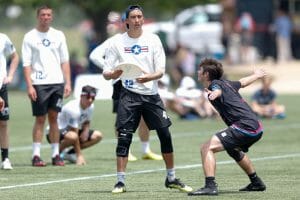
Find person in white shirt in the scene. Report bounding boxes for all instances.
[46,85,103,165]
[22,5,71,167]
[0,33,19,170]
[90,13,162,162]
[103,5,192,194]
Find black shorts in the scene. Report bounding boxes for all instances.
[0,85,9,121]
[116,88,172,132]
[112,80,122,113]
[32,84,64,116]
[46,128,94,143]
[216,127,263,153]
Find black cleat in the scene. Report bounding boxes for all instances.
[112,182,126,194]
[188,186,218,196]
[239,182,266,192]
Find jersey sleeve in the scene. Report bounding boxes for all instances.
[4,35,16,56]
[58,31,69,63]
[21,34,32,67]
[152,34,166,73]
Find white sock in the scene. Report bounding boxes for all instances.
[51,143,59,158]
[167,168,176,181]
[141,141,150,154]
[117,172,126,184]
[32,143,41,158]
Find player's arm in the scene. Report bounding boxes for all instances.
[23,66,37,101]
[61,61,72,97]
[0,97,5,111]
[136,69,164,83]
[4,52,19,84]
[79,121,90,143]
[239,68,266,88]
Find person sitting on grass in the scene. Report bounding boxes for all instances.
[251,76,286,119]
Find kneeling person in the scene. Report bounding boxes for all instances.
[46,85,103,165]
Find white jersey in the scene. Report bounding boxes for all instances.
[57,99,94,130]
[104,31,166,95]
[89,33,121,85]
[0,33,16,88]
[22,27,69,85]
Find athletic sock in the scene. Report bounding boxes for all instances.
[167,168,176,181]
[117,172,125,184]
[248,172,260,183]
[141,141,150,154]
[32,143,41,157]
[205,176,217,188]
[51,143,59,158]
[1,148,8,161]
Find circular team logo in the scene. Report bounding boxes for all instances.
[42,39,51,47]
[131,45,141,55]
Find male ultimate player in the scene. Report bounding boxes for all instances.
[188,58,266,196]
[103,5,192,194]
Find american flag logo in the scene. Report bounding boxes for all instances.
[124,44,148,55]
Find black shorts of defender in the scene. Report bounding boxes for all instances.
[216,127,263,162]
[0,85,9,121]
[46,128,94,143]
[112,80,122,113]
[31,84,64,116]
[116,88,172,132]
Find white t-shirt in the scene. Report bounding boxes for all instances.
[57,99,94,130]
[22,27,69,85]
[0,33,16,88]
[104,31,166,95]
[89,33,121,85]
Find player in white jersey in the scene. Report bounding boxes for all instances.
[22,5,71,167]
[46,85,103,165]
[90,14,162,162]
[0,33,19,170]
[103,5,192,194]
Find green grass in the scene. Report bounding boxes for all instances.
[0,91,299,199]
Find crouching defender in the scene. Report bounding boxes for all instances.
[188,58,267,196]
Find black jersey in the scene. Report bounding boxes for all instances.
[208,79,262,135]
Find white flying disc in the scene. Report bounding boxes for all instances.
[115,63,143,79]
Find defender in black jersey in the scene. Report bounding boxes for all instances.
[188,58,267,196]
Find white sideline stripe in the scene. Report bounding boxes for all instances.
[9,122,300,152]
[0,153,299,190]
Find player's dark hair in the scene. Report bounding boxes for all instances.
[36,5,52,16]
[125,5,143,19]
[199,58,224,81]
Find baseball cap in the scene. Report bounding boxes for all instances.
[81,85,97,97]
[125,5,143,18]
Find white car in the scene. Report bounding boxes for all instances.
[143,4,224,56]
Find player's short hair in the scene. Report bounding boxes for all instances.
[199,58,224,80]
[81,85,97,97]
[36,5,52,16]
[125,5,143,19]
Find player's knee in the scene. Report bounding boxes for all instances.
[116,129,133,157]
[65,131,79,143]
[227,149,245,162]
[156,127,173,153]
[92,130,103,143]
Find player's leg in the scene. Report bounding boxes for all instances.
[0,87,12,170]
[47,84,65,166]
[143,95,192,193]
[188,135,222,196]
[138,117,162,160]
[80,130,103,149]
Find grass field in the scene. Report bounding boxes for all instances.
[0,91,299,200]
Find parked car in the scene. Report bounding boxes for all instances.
[143,4,224,57]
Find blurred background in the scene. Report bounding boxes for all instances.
[1,0,300,92]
